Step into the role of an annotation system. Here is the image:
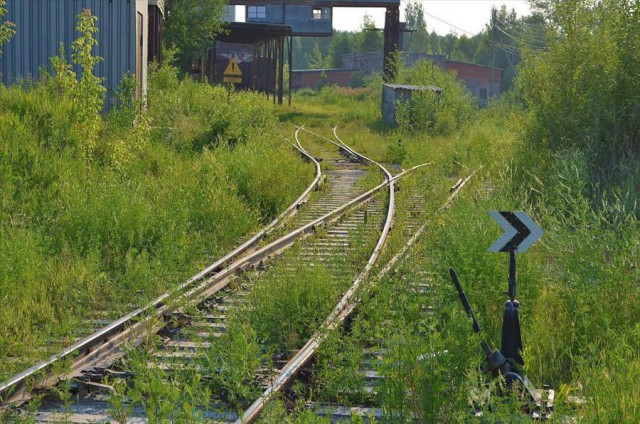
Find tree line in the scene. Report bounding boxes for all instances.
[153,1,548,93]
[291,3,548,92]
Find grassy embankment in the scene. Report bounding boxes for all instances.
[263,59,639,422]
[0,56,311,386]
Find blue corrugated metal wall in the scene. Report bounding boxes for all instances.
[1,0,136,99]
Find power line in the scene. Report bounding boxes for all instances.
[422,11,477,36]
[495,24,536,47]
[495,24,546,50]
[494,16,548,44]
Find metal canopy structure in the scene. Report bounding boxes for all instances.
[228,0,397,6]
[209,22,293,105]
[218,22,292,44]
[227,0,400,81]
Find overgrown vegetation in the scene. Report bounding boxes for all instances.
[0,10,310,383]
[1,0,639,421]
[395,59,477,135]
[518,0,640,197]
[273,18,640,416]
[0,0,14,56]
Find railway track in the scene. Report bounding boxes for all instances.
[301,170,480,423]
[241,129,479,423]
[1,128,425,422]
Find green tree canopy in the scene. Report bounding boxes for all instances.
[0,0,16,57]
[517,0,640,187]
[164,0,226,67]
[328,31,353,68]
[357,14,383,53]
[404,1,428,53]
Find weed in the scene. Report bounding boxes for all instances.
[0,20,312,384]
[0,0,15,56]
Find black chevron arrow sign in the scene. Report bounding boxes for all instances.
[488,211,543,253]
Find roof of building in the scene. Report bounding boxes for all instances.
[228,0,399,6]
[217,22,293,44]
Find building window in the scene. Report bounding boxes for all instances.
[479,88,487,99]
[313,7,331,20]
[248,6,266,19]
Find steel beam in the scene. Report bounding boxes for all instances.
[383,5,400,82]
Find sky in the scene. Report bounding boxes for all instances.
[333,1,532,36]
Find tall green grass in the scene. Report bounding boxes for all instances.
[0,62,312,382]
[302,95,640,421]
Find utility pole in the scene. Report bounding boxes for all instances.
[490,8,496,99]
[383,5,400,82]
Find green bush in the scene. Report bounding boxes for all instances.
[0,0,15,56]
[0,24,312,379]
[517,0,640,193]
[395,59,476,135]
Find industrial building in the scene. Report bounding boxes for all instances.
[226,0,401,81]
[0,0,164,103]
[296,52,502,106]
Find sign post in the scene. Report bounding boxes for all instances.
[449,212,556,418]
[223,57,243,103]
[223,57,243,85]
[488,211,542,368]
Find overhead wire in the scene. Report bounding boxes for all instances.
[494,25,543,51]
[491,12,547,46]
[493,16,548,45]
[422,11,477,36]
[421,10,545,50]
[415,9,546,62]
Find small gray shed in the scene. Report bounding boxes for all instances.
[381,83,442,127]
[1,0,150,103]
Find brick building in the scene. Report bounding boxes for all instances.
[445,60,501,107]
[341,52,502,106]
[291,69,355,89]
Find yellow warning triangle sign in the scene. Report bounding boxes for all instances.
[224,58,242,84]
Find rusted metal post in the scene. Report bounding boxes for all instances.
[278,35,284,105]
[383,5,400,83]
[502,250,523,367]
[288,35,292,106]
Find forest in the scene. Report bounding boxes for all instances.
[290,3,546,92]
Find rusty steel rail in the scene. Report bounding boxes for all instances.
[237,127,427,423]
[0,139,423,407]
[0,142,323,406]
[237,166,478,424]
[297,125,359,162]
[337,167,482,325]
[376,167,483,280]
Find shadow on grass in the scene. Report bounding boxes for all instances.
[367,117,395,135]
[278,111,331,123]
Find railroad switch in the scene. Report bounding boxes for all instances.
[449,267,554,419]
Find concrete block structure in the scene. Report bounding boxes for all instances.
[381,83,442,127]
